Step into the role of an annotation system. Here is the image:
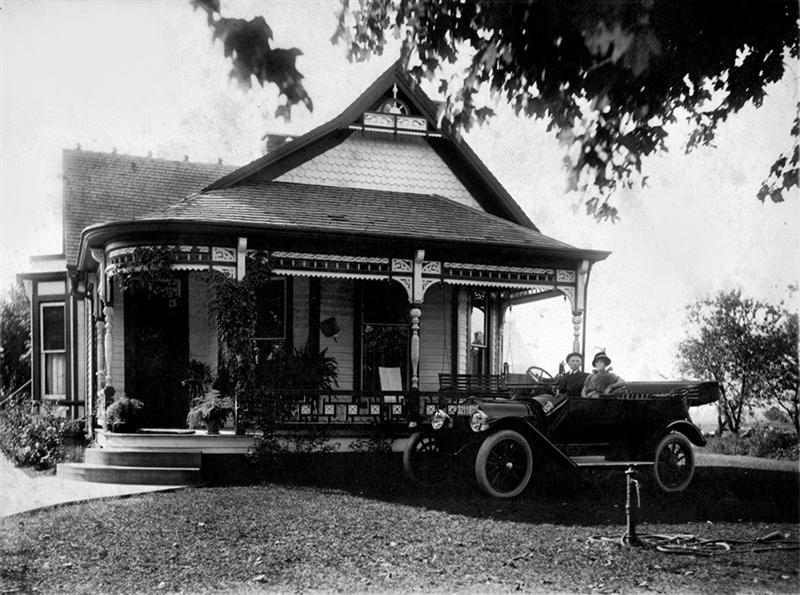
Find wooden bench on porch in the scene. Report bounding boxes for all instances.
[438,373,507,393]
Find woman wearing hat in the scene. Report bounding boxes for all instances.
[581,351,625,398]
[555,352,589,397]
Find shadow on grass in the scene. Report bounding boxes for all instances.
[221,452,799,527]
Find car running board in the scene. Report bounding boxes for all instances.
[571,456,654,467]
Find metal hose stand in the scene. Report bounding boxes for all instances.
[621,465,642,547]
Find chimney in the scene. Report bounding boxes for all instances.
[262,134,293,154]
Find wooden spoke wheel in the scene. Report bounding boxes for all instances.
[475,429,533,498]
[653,432,695,492]
[403,432,448,487]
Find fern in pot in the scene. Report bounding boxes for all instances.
[186,391,234,434]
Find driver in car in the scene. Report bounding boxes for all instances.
[555,352,590,397]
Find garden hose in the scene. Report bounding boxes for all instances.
[594,466,800,556]
[593,531,800,556]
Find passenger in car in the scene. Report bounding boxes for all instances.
[555,352,589,397]
[582,351,625,398]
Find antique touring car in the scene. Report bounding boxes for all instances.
[403,369,720,498]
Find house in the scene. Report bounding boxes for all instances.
[21,63,609,482]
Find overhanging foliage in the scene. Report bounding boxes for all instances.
[195,0,798,220]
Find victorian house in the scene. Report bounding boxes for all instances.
[21,63,608,482]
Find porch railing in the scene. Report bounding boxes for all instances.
[245,388,511,428]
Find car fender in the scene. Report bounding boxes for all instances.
[487,417,577,469]
[664,420,706,446]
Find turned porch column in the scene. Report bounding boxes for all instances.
[410,306,422,390]
[103,305,114,388]
[572,311,583,355]
[95,318,106,388]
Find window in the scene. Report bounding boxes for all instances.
[254,278,286,340]
[361,281,409,392]
[470,290,488,374]
[41,302,66,399]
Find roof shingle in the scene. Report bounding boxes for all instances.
[134,181,576,252]
[63,150,235,262]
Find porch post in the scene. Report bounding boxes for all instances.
[409,250,425,390]
[576,259,590,361]
[572,312,583,354]
[95,318,106,388]
[103,305,114,388]
[236,237,247,281]
[410,306,422,390]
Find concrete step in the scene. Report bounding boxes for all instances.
[57,462,200,485]
[84,449,201,469]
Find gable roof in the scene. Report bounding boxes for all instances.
[62,149,235,263]
[202,61,538,231]
[112,181,597,258]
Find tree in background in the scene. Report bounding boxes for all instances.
[759,310,799,435]
[0,282,31,396]
[678,289,797,435]
[192,0,798,220]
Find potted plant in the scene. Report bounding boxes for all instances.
[186,391,234,434]
[104,387,144,433]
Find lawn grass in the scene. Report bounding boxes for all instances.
[1,456,798,594]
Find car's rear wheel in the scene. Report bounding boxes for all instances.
[403,432,448,486]
[653,432,695,492]
[475,429,533,498]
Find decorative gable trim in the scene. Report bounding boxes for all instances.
[202,61,538,231]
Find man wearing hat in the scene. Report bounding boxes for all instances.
[555,352,590,397]
[582,351,625,398]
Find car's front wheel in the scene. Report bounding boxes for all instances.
[653,432,695,492]
[403,432,448,486]
[475,429,533,498]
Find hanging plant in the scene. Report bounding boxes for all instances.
[118,246,177,300]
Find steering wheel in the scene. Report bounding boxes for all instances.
[526,366,554,383]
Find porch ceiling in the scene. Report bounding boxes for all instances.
[117,181,604,259]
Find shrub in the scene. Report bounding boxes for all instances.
[704,423,799,461]
[0,397,85,470]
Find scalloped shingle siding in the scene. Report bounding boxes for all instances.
[275,134,483,211]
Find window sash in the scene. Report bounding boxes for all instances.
[253,278,287,340]
[40,302,66,399]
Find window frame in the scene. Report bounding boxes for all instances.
[40,301,66,400]
[469,290,489,374]
[253,277,288,341]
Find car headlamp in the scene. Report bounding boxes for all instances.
[470,410,489,432]
[431,409,451,430]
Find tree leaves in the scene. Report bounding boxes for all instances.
[330,0,798,220]
[758,104,799,204]
[194,0,312,119]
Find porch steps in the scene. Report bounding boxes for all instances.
[57,462,200,485]
[84,449,201,469]
[57,448,202,485]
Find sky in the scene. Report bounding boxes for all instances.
[1,0,798,391]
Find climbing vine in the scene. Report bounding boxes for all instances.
[118,246,177,300]
[209,252,274,432]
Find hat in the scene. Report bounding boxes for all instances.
[565,352,583,361]
[592,352,611,366]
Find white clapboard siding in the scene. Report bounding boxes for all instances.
[76,299,86,404]
[188,274,210,367]
[110,280,125,396]
[455,287,469,374]
[319,278,355,390]
[293,276,310,348]
[418,284,451,391]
